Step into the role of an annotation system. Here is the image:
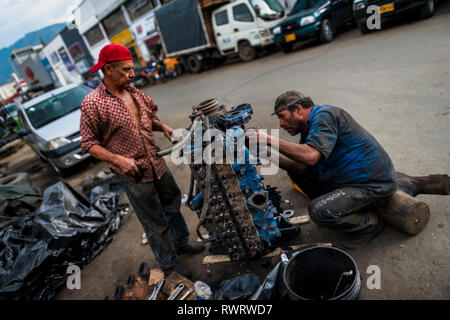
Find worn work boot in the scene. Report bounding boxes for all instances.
[164,264,193,279]
[397,172,450,197]
[176,242,205,255]
[340,218,385,250]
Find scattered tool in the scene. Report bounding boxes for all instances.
[167,282,185,300]
[179,288,194,300]
[148,278,165,300]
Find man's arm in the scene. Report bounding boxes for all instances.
[142,94,174,140]
[88,145,139,176]
[152,118,174,140]
[254,131,321,166]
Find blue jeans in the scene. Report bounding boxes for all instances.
[119,169,189,270]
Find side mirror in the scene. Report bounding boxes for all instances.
[17,128,30,137]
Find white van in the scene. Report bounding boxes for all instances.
[212,0,286,61]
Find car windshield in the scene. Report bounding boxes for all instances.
[250,0,284,20]
[25,86,90,129]
[289,0,322,15]
[4,104,19,117]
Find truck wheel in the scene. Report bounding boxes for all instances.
[319,19,334,43]
[0,172,29,185]
[187,55,204,73]
[419,0,435,18]
[281,43,294,53]
[48,159,68,178]
[358,18,370,34]
[238,41,256,62]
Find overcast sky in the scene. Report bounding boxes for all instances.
[0,0,81,49]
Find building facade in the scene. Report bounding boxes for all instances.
[74,0,172,69]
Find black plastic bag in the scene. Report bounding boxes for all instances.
[249,260,289,300]
[0,181,129,300]
[212,273,261,300]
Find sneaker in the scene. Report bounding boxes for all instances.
[340,219,385,250]
[164,264,192,279]
[176,242,205,255]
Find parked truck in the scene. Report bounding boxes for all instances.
[154,0,286,73]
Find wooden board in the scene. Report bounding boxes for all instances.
[288,215,311,225]
[147,269,197,300]
[202,242,333,264]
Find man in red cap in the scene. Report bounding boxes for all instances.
[80,44,204,279]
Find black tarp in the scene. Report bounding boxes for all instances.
[154,0,209,56]
[0,181,129,300]
[0,184,42,229]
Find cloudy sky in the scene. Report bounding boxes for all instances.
[0,0,81,49]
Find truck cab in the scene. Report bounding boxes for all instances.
[212,0,286,61]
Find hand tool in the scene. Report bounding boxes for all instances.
[167,282,185,300]
[148,278,165,300]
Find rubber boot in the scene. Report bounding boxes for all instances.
[132,262,150,300]
[397,172,450,197]
[375,190,430,235]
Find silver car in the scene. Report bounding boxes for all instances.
[17,84,92,176]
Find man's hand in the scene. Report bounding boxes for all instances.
[115,155,139,176]
[246,128,272,145]
[162,124,176,142]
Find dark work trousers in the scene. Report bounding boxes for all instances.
[287,170,410,232]
[119,169,189,270]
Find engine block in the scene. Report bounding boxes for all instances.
[175,99,299,260]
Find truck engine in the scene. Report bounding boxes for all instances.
[157,99,300,261]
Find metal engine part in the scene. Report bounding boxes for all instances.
[158,99,299,261]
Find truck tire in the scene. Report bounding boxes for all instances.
[419,0,435,18]
[281,43,294,53]
[238,41,256,62]
[319,19,334,43]
[0,172,29,185]
[358,18,370,35]
[187,55,204,73]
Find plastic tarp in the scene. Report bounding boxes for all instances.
[212,273,261,300]
[0,184,42,229]
[0,181,129,300]
[250,260,289,300]
[154,0,208,56]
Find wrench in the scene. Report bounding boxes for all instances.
[148,278,165,300]
[167,283,185,300]
[179,288,194,300]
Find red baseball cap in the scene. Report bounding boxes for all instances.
[89,44,133,73]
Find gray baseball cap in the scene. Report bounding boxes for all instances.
[272,90,307,115]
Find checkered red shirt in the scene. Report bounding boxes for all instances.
[80,83,166,182]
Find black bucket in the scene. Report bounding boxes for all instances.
[283,246,361,300]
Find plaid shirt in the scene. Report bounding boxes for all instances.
[80,83,166,182]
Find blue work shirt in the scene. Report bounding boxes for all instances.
[299,105,397,198]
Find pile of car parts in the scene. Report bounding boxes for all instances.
[158,99,299,261]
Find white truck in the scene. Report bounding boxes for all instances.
[154,0,286,73]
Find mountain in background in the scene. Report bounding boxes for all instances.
[0,23,66,85]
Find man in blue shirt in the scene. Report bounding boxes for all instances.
[253,91,449,249]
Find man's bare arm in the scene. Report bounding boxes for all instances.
[88,144,139,176]
[278,153,307,175]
